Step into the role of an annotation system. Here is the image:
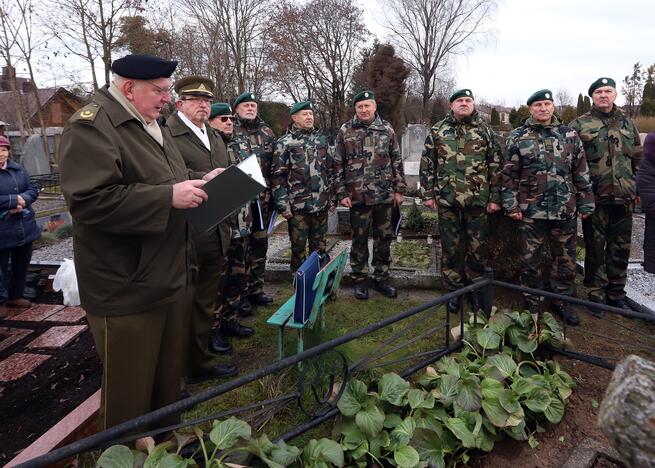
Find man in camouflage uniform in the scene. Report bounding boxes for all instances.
[271,101,334,274]
[233,92,275,307]
[570,77,642,313]
[420,89,502,314]
[334,90,407,299]
[501,89,595,325]
[208,102,255,346]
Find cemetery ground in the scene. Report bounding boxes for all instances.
[2,269,654,466]
[1,201,654,466]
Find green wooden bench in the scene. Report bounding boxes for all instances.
[266,250,347,360]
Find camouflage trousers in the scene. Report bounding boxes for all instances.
[216,236,248,323]
[438,205,488,291]
[246,204,269,296]
[349,204,393,284]
[288,211,328,274]
[520,218,577,307]
[582,203,632,302]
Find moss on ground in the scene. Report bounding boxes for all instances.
[393,239,431,269]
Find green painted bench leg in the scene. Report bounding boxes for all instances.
[277,327,284,361]
[297,329,305,369]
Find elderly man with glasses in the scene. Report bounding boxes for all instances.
[164,76,239,382]
[59,54,223,429]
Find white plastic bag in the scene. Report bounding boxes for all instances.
[53,259,81,306]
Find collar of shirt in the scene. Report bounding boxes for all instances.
[177,111,211,151]
[0,160,6,170]
[108,82,164,147]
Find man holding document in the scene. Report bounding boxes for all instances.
[59,54,224,429]
[165,76,238,380]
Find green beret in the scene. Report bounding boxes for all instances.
[527,89,554,106]
[234,91,257,107]
[290,101,313,115]
[449,89,474,102]
[353,90,375,106]
[588,77,616,96]
[210,102,232,120]
[174,75,214,98]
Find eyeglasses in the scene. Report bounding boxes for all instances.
[182,96,212,105]
[219,116,233,122]
[147,80,173,96]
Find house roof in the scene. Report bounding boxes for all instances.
[0,87,83,129]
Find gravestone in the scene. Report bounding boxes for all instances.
[20,135,50,175]
[401,124,428,191]
[598,354,655,467]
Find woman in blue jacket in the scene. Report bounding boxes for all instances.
[0,135,40,316]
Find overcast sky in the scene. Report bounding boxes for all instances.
[361,0,654,107]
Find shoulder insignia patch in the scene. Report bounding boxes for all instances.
[74,103,100,122]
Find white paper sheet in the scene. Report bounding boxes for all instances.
[236,154,267,187]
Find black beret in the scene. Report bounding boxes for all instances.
[527,89,554,106]
[449,89,474,102]
[111,54,177,80]
[353,90,375,106]
[588,77,616,96]
[234,91,257,107]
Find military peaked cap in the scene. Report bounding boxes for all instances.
[588,77,616,96]
[210,103,233,119]
[527,89,554,106]
[449,89,474,102]
[111,54,177,80]
[290,101,313,115]
[353,90,375,106]
[174,75,214,98]
[234,91,257,107]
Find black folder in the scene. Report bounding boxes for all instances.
[181,165,266,232]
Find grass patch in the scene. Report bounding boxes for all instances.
[393,239,431,269]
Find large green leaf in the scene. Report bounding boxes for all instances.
[435,374,458,405]
[499,389,522,414]
[209,417,251,450]
[505,419,528,440]
[481,397,512,428]
[455,377,482,411]
[444,417,476,448]
[511,376,538,396]
[383,413,403,429]
[394,445,420,468]
[407,388,435,409]
[475,428,495,452]
[355,404,385,436]
[303,438,344,467]
[389,416,416,449]
[411,428,446,468]
[477,328,501,350]
[144,443,175,468]
[487,353,517,378]
[540,312,564,341]
[339,423,367,450]
[378,373,410,406]
[524,388,551,413]
[481,377,504,399]
[97,445,134,468]
[269,440,302,466]
[337,379,368,416]
[436,356,461,377]
[544,398,565,423]
[488,312,514,336]
[369,430,390,458]
[155,454,193,468]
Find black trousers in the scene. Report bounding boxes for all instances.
[0,242,32,303]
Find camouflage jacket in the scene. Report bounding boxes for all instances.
[218,129,252,239]
[233,115,275,208]
[334,114,407,206]
[570,106,642,204]
[419,111,502,208]
[270,124,335,215]
[501,116,595,220]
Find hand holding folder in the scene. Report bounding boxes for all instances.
[182,155,267,232]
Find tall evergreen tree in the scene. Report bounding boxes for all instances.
[490,107,500,126]
[583,96,592,113]
[576,93,584,116]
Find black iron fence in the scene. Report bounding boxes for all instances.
[30,173,60,193]
[16,275,655,467]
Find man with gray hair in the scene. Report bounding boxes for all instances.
[60,54,222,429]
